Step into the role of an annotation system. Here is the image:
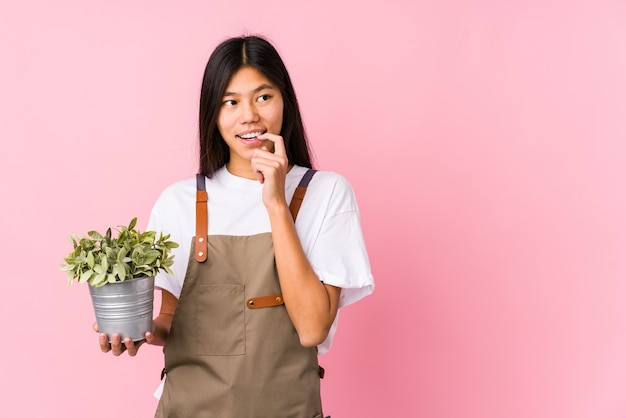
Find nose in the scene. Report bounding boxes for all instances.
[239,100,260,124]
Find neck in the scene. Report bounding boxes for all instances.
[225,161,257,180]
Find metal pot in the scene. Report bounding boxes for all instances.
[89,276,154,342]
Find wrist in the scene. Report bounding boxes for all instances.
[266,199,290,217]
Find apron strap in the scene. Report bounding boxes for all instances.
[194,169,316,263]
[289,169,317,222]
[195,174,208,263]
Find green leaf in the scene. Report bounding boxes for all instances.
[60,263,75,272]
[87,251,95,268]
[92,272,106,286]
[88,230,103,240]
[144,250,160,264]
[129,217,137,230]
[113,263,126,281]
[79,270,93,284]
[104,246,116,259]
[117,247,128,262]
[79,238,94,250]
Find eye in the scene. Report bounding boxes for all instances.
[257,94,271,103]
[222,99,237,107]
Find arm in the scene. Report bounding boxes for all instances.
[96,288,178,356]
[147,289,178,346]
[251,133,341,347]
[269,204,341,347]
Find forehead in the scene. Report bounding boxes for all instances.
[224,66,276,93]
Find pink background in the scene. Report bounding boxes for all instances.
[2,1,626,417]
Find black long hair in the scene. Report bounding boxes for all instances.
[198,35,313,177]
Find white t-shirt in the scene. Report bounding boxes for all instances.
[147,165,374,354]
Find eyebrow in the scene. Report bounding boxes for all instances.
[223,84,276,97]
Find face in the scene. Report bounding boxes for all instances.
[217,66,284,176]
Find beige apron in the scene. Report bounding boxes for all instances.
[155,170,323,418]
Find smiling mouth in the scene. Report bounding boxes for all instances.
[236,130,266,140]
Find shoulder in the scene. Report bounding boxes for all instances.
[291,166,353,191]
[149,177,199,225]
[311,170,354,195]
[292,167,360,214]
[153,177,197,207]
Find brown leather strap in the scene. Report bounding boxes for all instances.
[246,294,284,309]
[195,174,208,263]
[288,169,317,221]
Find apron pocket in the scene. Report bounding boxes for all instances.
[195,284,245,355]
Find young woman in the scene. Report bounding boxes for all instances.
[98,35,374,417]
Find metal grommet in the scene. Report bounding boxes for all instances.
[276,296,282,303]
[198,251,204,257]
[198,237,205,243]
[248,300,255,307]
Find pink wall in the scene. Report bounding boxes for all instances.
[2,1,626,416]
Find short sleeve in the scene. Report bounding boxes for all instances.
[310,210,374,308]
[303,174,375,354]
[146,189,186,298]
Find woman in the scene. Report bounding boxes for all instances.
[98,35,374,417]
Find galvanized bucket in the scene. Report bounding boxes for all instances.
[89,276,154,342]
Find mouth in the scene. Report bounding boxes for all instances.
[236,130,266,143]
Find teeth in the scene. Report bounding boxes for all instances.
[239,131,263,139]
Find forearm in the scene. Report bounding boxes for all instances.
[268,203,340,347]
[150,313,173,346]
[150,289,178,346]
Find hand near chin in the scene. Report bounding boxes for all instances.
[251,133,289,209]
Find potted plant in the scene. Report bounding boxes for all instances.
[61,217,178,342]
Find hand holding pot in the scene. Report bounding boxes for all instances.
[94,322,153,357]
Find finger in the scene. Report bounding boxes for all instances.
[124,338,143,357]
[251,149,284,173]
[93,322,99,333]
[251,148,273,184]
[99,333,111,353]
[110,333,126,356]
[250,146,273,164]
[258,133,286,157]
[145,332,154,345]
